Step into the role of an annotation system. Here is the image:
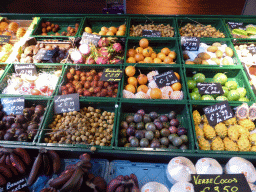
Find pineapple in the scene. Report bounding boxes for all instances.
[215,123,227,139]
[198,137,211,150]
[203,124,216,140]
[211,137,225,151]
[193,110,201,126]
[237,135,251,151]
[238,119,255,131]
[223,137,239,151]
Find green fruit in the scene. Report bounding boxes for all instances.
[227,90,240,101]
[213,73,228,85]
[237,87,247,98]
[222,87,229,97]
[187,80,197,90]
[225,81,238,90]
[192,88,199,94]
[216,96,228,101]
[190,92,201,100]
[201,95,215,101]
[239,97,250,102]
[193,73,205,83]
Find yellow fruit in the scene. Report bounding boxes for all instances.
[153,58,162,63]
[237,135,251,151]
[161,47,171,55]
[237,125,250,137]
[198,137,211,150]
[150,88,162,99]
[228,125,239,142]
[211,137,224,151]
[192,110,201,126]
[250,133,256,146]
[127,77,138,87]
[98,31,107,35]
[106,31,114,36]
[101,26,108,32]
[139,38,149,48]
[125,66,136,77]
[109,26,118,34]
[215,123,227,139]
[116,30,125,36]
[144,57,153,63]
[125,84,136,94]
[195,125,204,139]
[203,124,216,140]
[142,48,152,57]
[137,85,149,94]
[157,52,166,61]
[126,57,136,63]
[202,115,209,124]
[238,119,255,131]
[223,137,239,151]
[251,146,256,152]
[223,117,237,126]
[84,27,92,33]
[151,52,157,59]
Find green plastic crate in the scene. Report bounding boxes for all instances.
[180,38,242,68]
[115,102,195,153]
[78,16,128,37]
[0,97,50,146]
[184,67,256,103]
[124,38,182,67]
[121,66,187,103]
[31,17,84,37]
[57,64,121,102]
[0,64,11,82]
[0,64,65,99]
[37,99,119,151]
[177,17,229,39]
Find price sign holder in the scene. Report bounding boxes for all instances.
[100,68,123,82]
[1,97,25,115]
[153,70,179,89]
[181,36,200,51]
[203,101,234,127]
[142,30,161,37]
[4,176,29,192]
[54,93,80,114]
[228,22,245,30]
[197,83,224,95]
[81,32,101,45]
[14,64,37,76]
[191,174,251,192]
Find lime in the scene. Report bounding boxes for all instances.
[216,96,228,101]
[187,80,197,90]
[237,87,247,98]
[225,81,238,90]
[213,73,228,85]
[192,88,199,94]
[222,87,229,97]
[193,73,205,83]
[239,97,250,102]
[201,95,215,101]
[190,92,201,100]
[227,90,240,101]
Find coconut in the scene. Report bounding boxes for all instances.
[170,182,195,192]
[141,182,169,192]
[249,183,256,192]
[166,156,196,184]
[225,157,256,183]
[195,158,223,174]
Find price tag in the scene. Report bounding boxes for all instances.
[100,68,123,82]
[1,97,25,115]
[81,32,101,46]
[0,35,11,44]
[228,22,245,30]
[153,70,179,89]
[14,64,37,76]
[5,176,29,192]
[247,46,256,55]
[142,30,161,37]
[181,36,200,51]
[54,93,80,114]
[191,174,251,192]
[41,48,58,62]
[197,83,224,95]
[203,101,234,127]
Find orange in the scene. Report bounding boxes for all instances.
[106,31,114,36]
[101,26,108,32]
[139,38,149,48]
[135,47,143,54]
[142,48,152,57]
[150,88,162,99]
[137,85,149,94]
[116,30,125,36]
[126,57,136,63]
[134,53,144,62]
[161,47,171,55]
[154,58,162,63]
[157,53,166,61]
[168,51,177,60]
[84,27,92,33]
[163,56,173,64]
[151,52,157,59]
[144,57,153,63]
[98,31,107,35]
[171,82,182,91]
[125,66,136,77]
[109,26,118,34]
[174,72,180,80]
[127,48,136,57]
[128,77,138,87]
[119,25,126,31]
[125,84,136,94]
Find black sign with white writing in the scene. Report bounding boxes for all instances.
[34,49,47,62]
[100,68,123,82]
[203,101,234,127]
[41,48,58,62]
[54,93,80,114]
[81,32,101,46]
[153,70,179,89]
[0,35,11,44]
[181,36,200,51]
[197,83,224,95]
[228,22,245,30]
[142,30,161,37]
[1,97,25,115]
[14,64,37,76]
[4,176,29,192]
[191,174,251,192]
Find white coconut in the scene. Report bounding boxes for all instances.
[141,182,169,192]
[249,183,256,192]
[170,182,195,192]
[166,157,196,184]
[195,158,223,174]
[225,157,256,183]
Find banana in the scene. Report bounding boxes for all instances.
[115,185,125,192]
[107,179,123,192]
[13,148,31,165]
[10,153,26,174]
[5,164,18,176]
[59,167,84,192]
[47,150,60,173]
[129,174,139,188]
[79,153,91,162]
[27,152,43,186]
[43,153,51,176]
[0,154,6,164]
[131,185,140,192]
[72,175,83,192]
[81,161,92,169]
[0,164,12,178]
[124,187,130,192]
[49,169,75,189]
[5,154,11,166]
[0,174,6,185]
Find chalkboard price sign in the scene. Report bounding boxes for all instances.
[100,68,123,82]
[81,32,101,46]
[14,64,37,76]
[228,22,244,29]
[1,97,25,115]
[5,176,28,191]
[197,83,224,95]
[181,36,200,51]
[0,35,11,44]
[142,30,161,37]
[153,70,179,89]
[203,101,234,127]
[54,93,80,114]
[191,174,251,192]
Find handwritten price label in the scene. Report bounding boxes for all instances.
[100,68,123,82]
[181,36,200,51]
[54,93,80,114]
[153,70,179,89]
[1,97,25,115]
[14,64,37,76]
[197,83,224,95]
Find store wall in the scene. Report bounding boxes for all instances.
[243,0,256,15]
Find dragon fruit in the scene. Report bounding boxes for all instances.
[112,42,123,53]
[70,50,84,64]
[98,37,109,47]
[110,58,121,64]
[98,47,111,59]
[85,56,95,64]
[96,56,109,65]
[79,43,90,56]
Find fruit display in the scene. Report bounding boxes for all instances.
[0,67,5,78]
[60,67,119,98]
[43,106,115,146]
[126,38,177,64]
[107,174,139,192]
[118,109,189,149]
[123,66,183,100]
[179,23,225,38]
[84,24,126,36]
[70,37,124,64]
[2,68,62,96]
[187,72,251,102]
[0,19,28,39]
[183,42,236,65]
[0,43,13,62]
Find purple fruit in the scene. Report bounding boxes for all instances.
[145,131,154,140]
[143,115,151,123]
[168,111,176,120]
[180,144,188,150]
[168,133,178,142]
[140,138,149,147]
[162,122,170,128]
[6,128,15,134]
[169,126,178,134]
[18,133,28,142]
[130,138,139,147]
[0,111,4,120]
[120,121,128,129]
[126,115,134,123]
[127,127,136,136]
[177,127,187,136]
[133,113,142,123]
[159,115,168,122]
[160,137,169,146]
[11,123,21,129]
[172,137,183,147]
[149,112,158,120]
[27,123,38,131]
[14,128,24,137]
[137,109,145,116]
[128,136,135,142]
[150,141,160,148]
[129,122,136,128]
[170,119,179,127]
[119,138,127,146]
[120,129,127,137]
[155,130,161,138]
[0,130,5,140]
[136,122,144,130]
[145,123,156,131]
[22,122,28,129]
[168,145,178,149]
[135,130,145,140]
[4,132,13,141]
[160,128,171,137]
[154,121,163,130]
[15,115,25,124]
[180,135,188,143]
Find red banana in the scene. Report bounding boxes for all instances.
[13,148,31,165]
[5,154,11,166]
[49,168,75,189]
[27,152,43,186]
[129,174,139,188]
[9,153,26,174]
[0,154,6,164]
[115,185,125,192]
[47,150,60,173]
[0,164,12,178]
[107,179,123,192]
[72,175,83,192]
[79,153,91,162]
[5,164,18,176]
[43,153,51,176]
[0,174,6,185]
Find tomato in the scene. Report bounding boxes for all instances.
[31,89,41,95]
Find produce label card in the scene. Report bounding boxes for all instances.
[1,97,25,115]
[5,176,29,192]
[142,29,161,37]
[228,22,245,30]
[0,35,11,44]
[14,64,37,76]
[100,68,123,82]
[191,174,251,192]
[81,32,101,46]
[54,93,80,114]
[197,83,224,95]
[153,70,179,89]
[203,101,234,127]
[181,36,200,51]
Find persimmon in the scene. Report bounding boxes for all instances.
[139,38,149,48]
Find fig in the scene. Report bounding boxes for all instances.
[177,127,187,136]
[159,115,168,122]
[126,115,134,123]
[162,122,170,128]
[168,134,178,142]
[130,137,139,147]
[154,121,163,130]
[136,122,144,130]
[155,130,161,138]
[143,115,151,123]
[149,111,158,120]
[135,130,145,140]
[133,113,142,123]
[145,131,154,140]
[129,122,136,128]
[150,141,160,148]
[172,137,183,147]
[128,136,135,142]
[180,144,188,150]
[180,135,188,143]
[35,105,45,116]
[169,126,178,134]
[160,128,171,137]
[145,123,156,131]
[126,127,135,136]
[137,109,145,116]
[170,119,179,127]
[168,111,176,120]
[160,137,169,146]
